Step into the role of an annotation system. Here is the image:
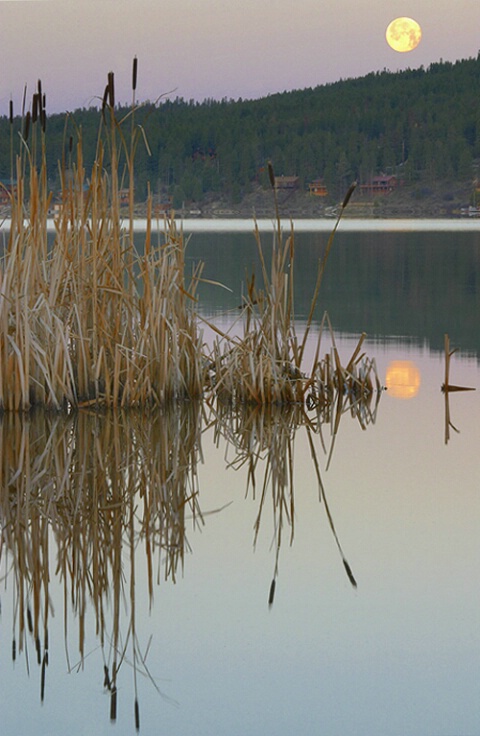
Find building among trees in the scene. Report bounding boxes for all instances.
[360,174,398,196]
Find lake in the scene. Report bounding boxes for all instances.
[0,220,479,736]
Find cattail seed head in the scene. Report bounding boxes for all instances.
[134,698,140,731]
[9,99,13,125]
[343,558,357,588]
[32,93,39,124]
[267,161,275,189]
[268,578,276,606]
[41,655,46,702]
[21,84,27,117]
[342,181,357,209]
[108,71,115,108]
[132,56,138,92]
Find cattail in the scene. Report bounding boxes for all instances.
[343,558,357,588]
[27,605,33,633]
[134,698,140,731]
[32,93,39,124]
[9,99,13,125]
[37,78,42,100]
[23,110,31,140]
[267,160,275,189]
[132,56,138,92]
[41,654,46,702]
[342,181,357,209]
[108,71,115,108]
[21,83,27,118]
[268,578,276,606]
[12,638,16,662]
[36,635,41,665]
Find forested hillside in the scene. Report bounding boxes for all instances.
[1,54,479,208]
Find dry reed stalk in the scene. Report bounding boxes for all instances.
[0,67,206,411]
[441,334,476,444]
[205,180,359,408]
[2,72,363,412]
[207,224,307,405]
[306,336,381,456]
[442,333,476,393]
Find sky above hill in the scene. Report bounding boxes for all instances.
[0,0,479,115]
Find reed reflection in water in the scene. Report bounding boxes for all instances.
[0,406,204,730]
[0,360,380,732]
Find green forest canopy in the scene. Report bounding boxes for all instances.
[1,54,480,204]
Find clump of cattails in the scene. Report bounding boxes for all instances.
[1,66,375,420]
[2,63,205,411]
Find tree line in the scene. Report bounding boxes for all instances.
[1,54,479,205]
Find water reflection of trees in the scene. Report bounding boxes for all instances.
[0,373,381,728]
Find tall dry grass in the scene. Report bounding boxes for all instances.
[1,65,204,411]
[1,65,378,416]
[203,169,366,407]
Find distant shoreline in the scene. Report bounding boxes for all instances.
[2,217,480,234]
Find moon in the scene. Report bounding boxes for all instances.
[386,17,422,53]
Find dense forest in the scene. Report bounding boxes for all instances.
[1,54,480,207]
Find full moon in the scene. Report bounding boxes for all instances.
[386,17,422,53]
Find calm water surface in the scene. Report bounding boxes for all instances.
[0,222,478,736]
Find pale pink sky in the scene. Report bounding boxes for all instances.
[0,0,479,114]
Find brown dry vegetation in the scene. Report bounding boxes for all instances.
[0,67,381,414]
[2,77,204,410]
[0,62,384,732]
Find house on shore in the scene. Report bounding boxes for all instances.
[308,179,328,197]
[274,175,299,190]
[360,174,398,196]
